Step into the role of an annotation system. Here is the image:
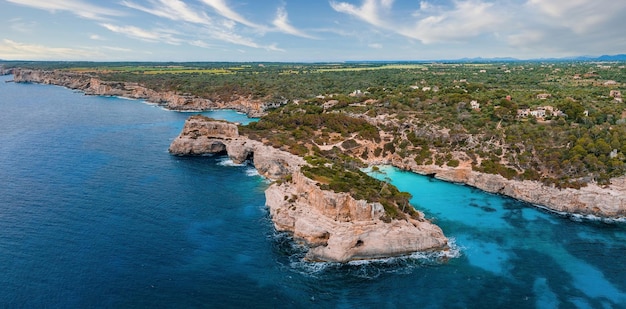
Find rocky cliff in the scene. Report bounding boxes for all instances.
[383,156,626,219]
[0,67,12,75]
[12,69,266,117]
[169,116,449,262]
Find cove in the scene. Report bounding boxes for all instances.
[2,74,626,308]
[366,165,626,308]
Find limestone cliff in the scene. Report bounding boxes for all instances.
[169,116,449,262]
[0,67,12,75]
[382,156,626,218]
[12,69,267,117]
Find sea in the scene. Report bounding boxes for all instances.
[1,74,626,308]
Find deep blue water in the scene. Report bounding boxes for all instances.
[1,75,626,308]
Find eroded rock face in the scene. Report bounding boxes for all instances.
[0,67,12,75]
[169,116,449,262]
[265,172,448,262]
[386,159,626,218]
[12,69,267,116]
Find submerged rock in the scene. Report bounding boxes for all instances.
[169,116,449,262]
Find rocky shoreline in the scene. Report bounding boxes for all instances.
[12,68,626,220]
[169,116,449,262]
[377,156,626,219]
[11,68,267,117]
[0,67,12,76]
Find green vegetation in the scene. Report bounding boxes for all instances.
[4,60,626,194]
[301,156,418,222]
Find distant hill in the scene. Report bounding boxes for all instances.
[572,54,626,61]
[445,54,626,63]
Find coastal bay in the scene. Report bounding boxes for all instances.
[2,74,626,307]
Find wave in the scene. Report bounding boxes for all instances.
[245,167,260,177]
[530,203,626,224]
[270,230,461,279]
[216,157,246,167]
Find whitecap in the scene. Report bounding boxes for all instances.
[245,168,260,177]
[530,203,626,224]
[216,157,246,167]
[274,233,461,278]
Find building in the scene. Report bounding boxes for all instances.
[470,100,480,110]
[536,93,552,99]
[530,109,546,118]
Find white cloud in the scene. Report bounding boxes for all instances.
[199,0,265,30]
[331,0,502,44]
[9,18,37,33]
[189,40,212,48]
[526,0,626,34]
[90,34,105,41]
[102,46,133,52]
[0,39,98,60]
[272,7,315,39]
[100,23,182,45]
[330,0,390,27]
[368,43,382,49]
[5,0,121,20]
[401,0,502,43]
[121,0,211,25]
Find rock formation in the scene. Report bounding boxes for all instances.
[0,66,12,76]
[12,69,267,117]
[384,156,626,218]
[169,116,449,262]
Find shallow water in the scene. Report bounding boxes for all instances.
[1,75,625,308]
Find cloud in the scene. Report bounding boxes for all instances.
[368,43,383,49]
[90,34,105,41]
[102,46,133,52]
[5,0,121,20]
[121,0,211,25]
[272,7,316,39]
[100,23,182,45]
[400,0,502,43]
[0,39,97,60]
[189,40,213,48]
[9,18,37,33]
[330,0,502,44]
[330,0,390,27]
[526,0,626,34]
[199,0,265,30]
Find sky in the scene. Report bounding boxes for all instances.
[1,0,625,62]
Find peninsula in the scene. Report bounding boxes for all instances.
[168,116,448,262]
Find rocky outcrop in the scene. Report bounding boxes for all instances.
[0,66,12,75]
[265,172,448,262]
[384,156,626,218]
[169,116,449,262]
[12,69,267,117]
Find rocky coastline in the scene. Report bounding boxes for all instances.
[376,156,626,219]
[12,68,625,220]
[169,116,449,263]
[11,68,267,117]
[0,67,12,76]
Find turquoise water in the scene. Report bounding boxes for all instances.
[1,74,626,308]
[366,166,626,308]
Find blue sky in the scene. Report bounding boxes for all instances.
[1,0,625,61]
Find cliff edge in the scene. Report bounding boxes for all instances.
[12,69,267,117]
[169,116,449,263]
[383,156,626,218]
